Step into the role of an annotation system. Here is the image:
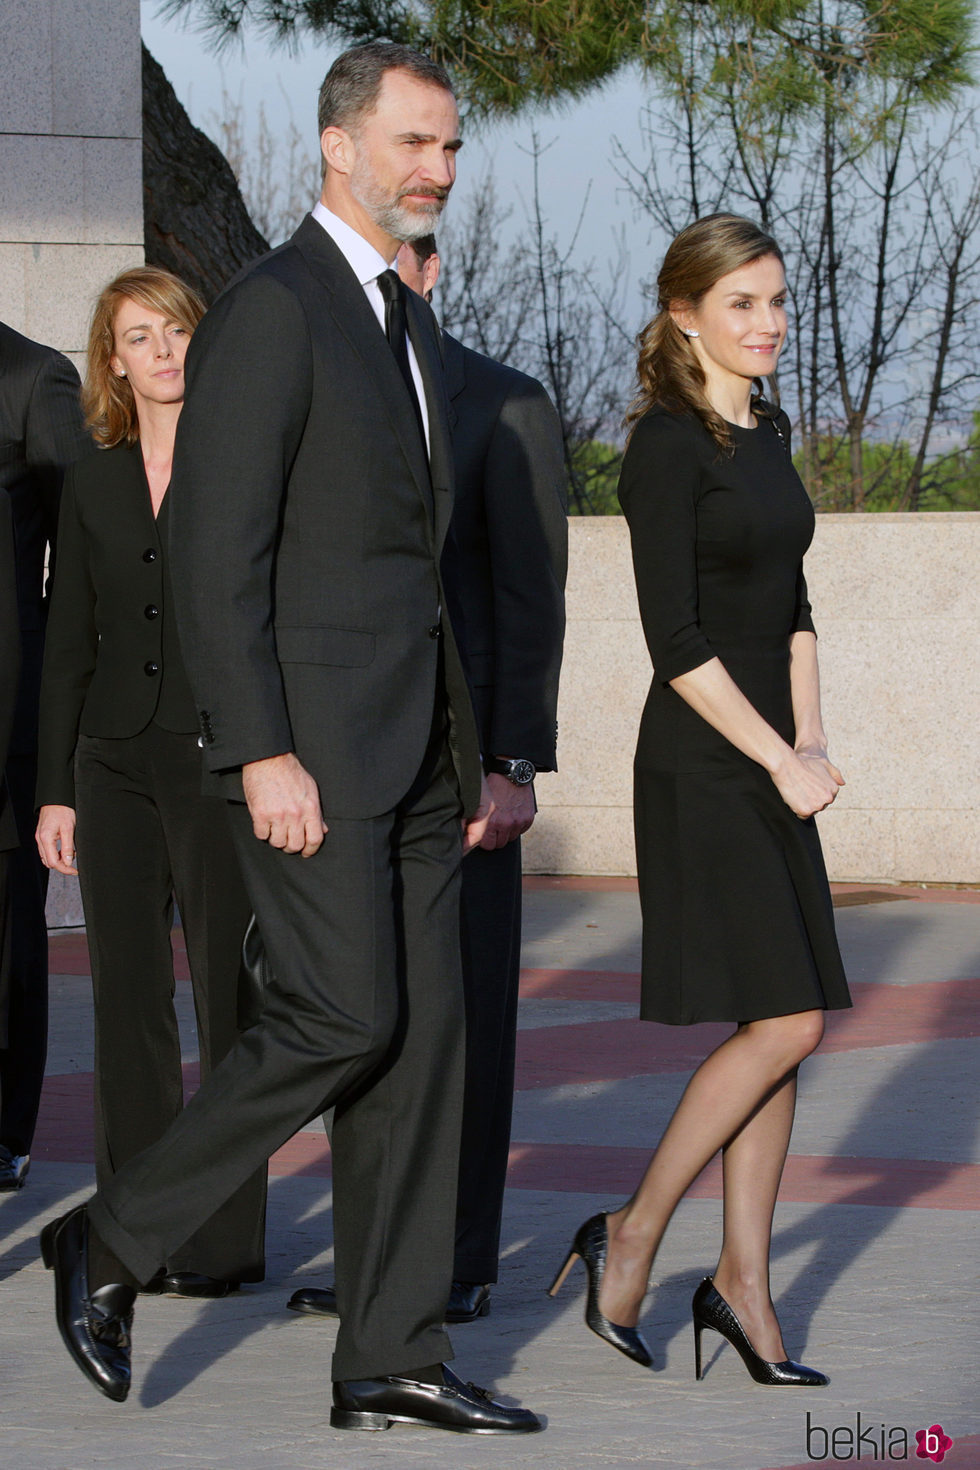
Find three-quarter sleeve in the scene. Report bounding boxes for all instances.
[617,411,716,683]
[792,567,816,636]
[35,469,98,808]
[775,411,817,637]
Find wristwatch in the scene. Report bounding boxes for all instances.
[485,755,536,786]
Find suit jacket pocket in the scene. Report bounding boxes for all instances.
[275,624,376,667]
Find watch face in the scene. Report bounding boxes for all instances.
[509,760,535,785]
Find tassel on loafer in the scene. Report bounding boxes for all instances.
[40,1204,135,1402]
[548,1212,654,1368]
[692,1277,829,1387]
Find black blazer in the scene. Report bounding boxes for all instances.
[0,492,20,851]
[169,215,481,819]
[35,443,197,809]
[0,321,86,754]
[441,334,567,771]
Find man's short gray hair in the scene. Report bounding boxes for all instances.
[317,42,455,137]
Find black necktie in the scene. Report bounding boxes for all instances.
[377,270,427,449]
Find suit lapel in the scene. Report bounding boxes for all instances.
[292,217,435,529]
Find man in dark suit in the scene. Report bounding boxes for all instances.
[41,42,540,1436]
[288,236,567,1325]
[0,322,86,1190]
[0,495,22,1067]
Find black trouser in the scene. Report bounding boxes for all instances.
[75,723,266,1281]
[89,726,466,1383]
[453,835,522,1283]
[0,748,49,1157]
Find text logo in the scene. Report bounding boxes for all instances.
[806,1413,956,1461]
[915,1425,954,1464]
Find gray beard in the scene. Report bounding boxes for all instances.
[350,161,447,243]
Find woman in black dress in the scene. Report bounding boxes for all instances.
[34,267,266,1295]
[550,215,850,1385]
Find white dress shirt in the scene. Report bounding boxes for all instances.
[311,202,430,454]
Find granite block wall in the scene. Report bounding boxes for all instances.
[0,0,143,361]
[524,514,980,885]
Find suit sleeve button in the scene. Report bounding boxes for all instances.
[142,547,157,563]
[428,624,441,639]
[144,604,159,619]
[144,660,160,676]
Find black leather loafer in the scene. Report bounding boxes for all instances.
[288,1285,338,1317]
[0,1146,29,1191]
[447,1281,491,1323]
[160,1272,240,1298]
[330,1364,543,1434]
[40,1204,135,1402]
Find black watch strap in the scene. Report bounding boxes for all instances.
[485,756,536,785]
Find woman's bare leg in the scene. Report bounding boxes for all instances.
[600,1010,823,1327]
[711,1070,799,1361]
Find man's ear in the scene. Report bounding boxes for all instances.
[422,253,441,301]
[320,125,354,179]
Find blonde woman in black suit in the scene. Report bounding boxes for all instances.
[35,267,265,1296]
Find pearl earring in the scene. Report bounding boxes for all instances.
[683,329,699,339]
[117,369,126,377]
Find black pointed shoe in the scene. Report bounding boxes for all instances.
[548,1212,654,1368]
[692,1277,829,1386]
[330,1364,543,1434]
[40,1205,135,1402]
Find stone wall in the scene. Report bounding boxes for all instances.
[2,0,143,924]
[0,0,144,371]
[524,514,980,885]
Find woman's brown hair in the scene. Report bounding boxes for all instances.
[625,213,784,454]
[83,266,206,447]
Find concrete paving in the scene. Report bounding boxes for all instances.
[0,881,977,1470]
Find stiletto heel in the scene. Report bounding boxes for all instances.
[547,1248,580,1297]
[547,1214,654,1368]
[691,1277,829,1387]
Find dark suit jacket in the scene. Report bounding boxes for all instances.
[0,493,20,852]
[441,334,566,771]
[0,321,86,756]
[169,215,481,819]
[35,443,198,810]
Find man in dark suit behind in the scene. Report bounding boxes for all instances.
[289,236,567,1325]
[0,322,86,1190]
[41,42,540,1436]
[409,239,567,1315]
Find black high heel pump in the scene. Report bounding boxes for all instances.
[692,1277,829,1387]
[548,1213,654,1368]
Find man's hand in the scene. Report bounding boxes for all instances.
[478,772,535,850]
[242,753,328,857]
[461,773,495,855]
[35,805,78,876]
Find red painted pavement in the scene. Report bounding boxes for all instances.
[264,1134,980,1211]
[34,1066,979,1211]
[514,977,980,1088]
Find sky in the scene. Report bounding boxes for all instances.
[139,1,658,330]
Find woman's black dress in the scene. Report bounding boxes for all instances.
[618,405,851,1025]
